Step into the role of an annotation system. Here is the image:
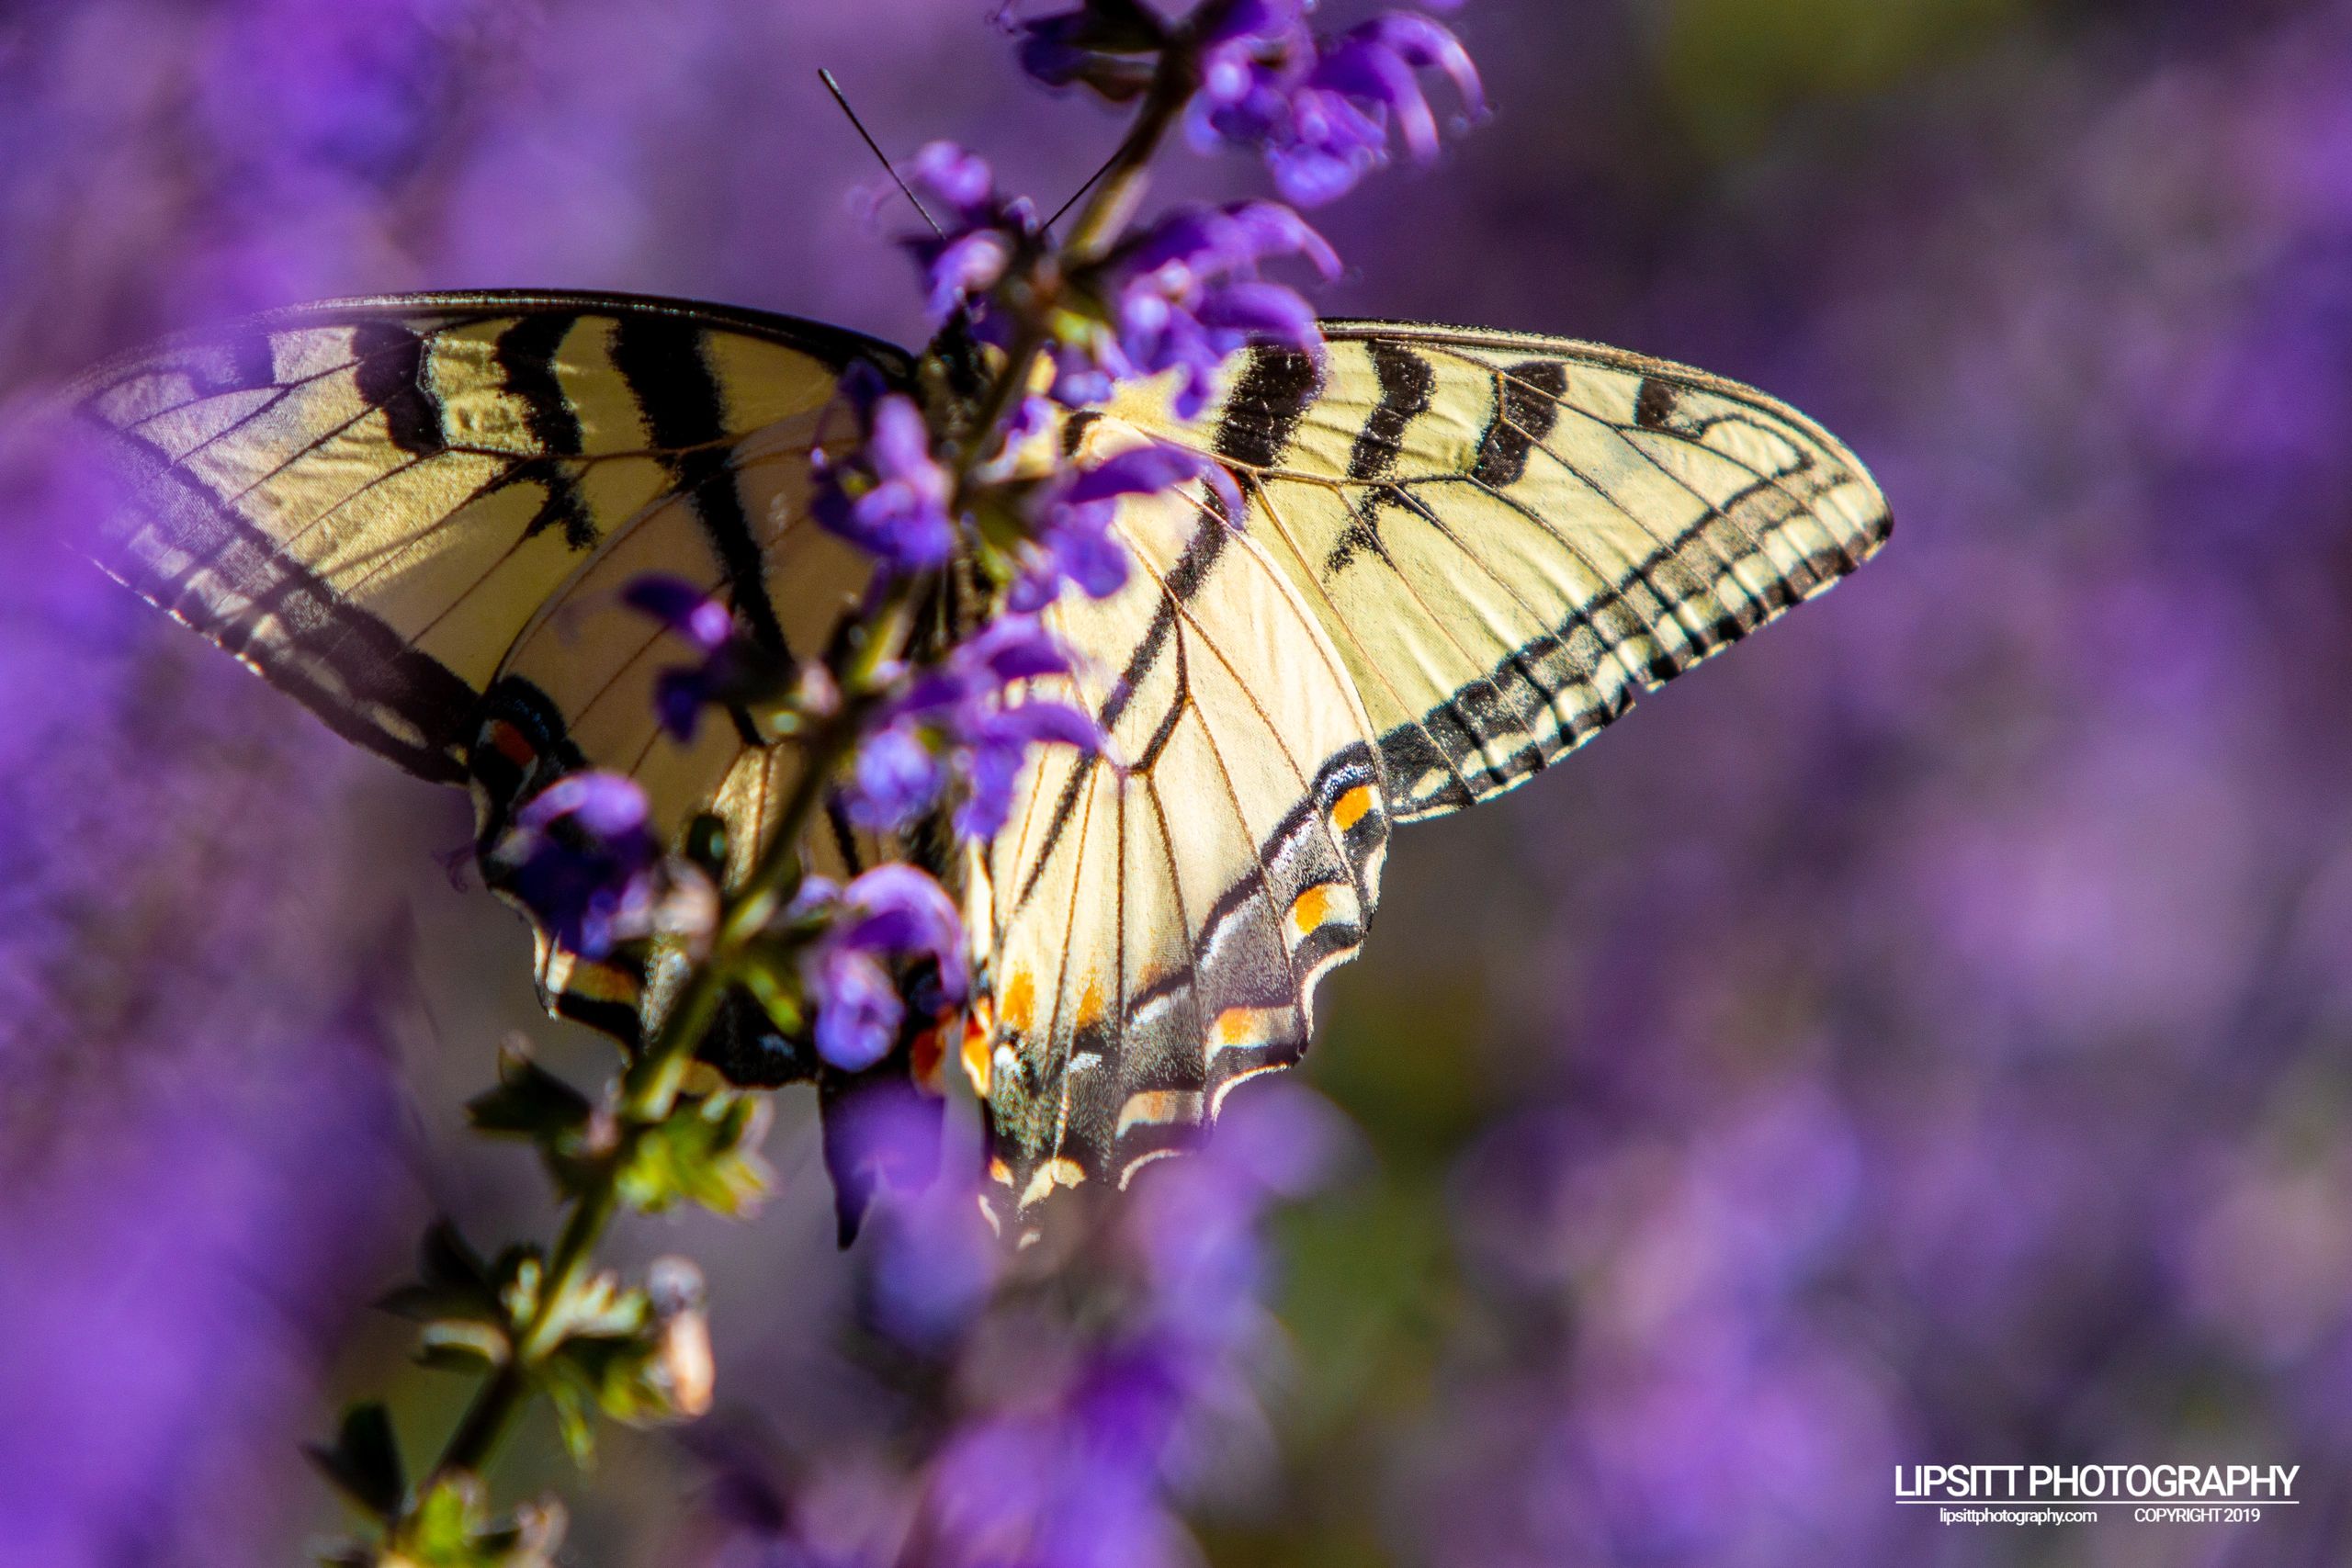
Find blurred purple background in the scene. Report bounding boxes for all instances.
[6,1,2352,1562]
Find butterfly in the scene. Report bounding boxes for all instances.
[58,290,1888,1230]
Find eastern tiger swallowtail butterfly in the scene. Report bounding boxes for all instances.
[52,291,1888,1224]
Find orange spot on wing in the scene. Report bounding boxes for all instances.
[1001,968,1036,1033]
[1214,1007,1263,1047]
[1290,885,1333,936]
[1332,784,1375,832]
[1075,976,1105,1030]
[961,1006,994,1098]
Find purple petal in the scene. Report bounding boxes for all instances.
[924,230,1012,322]
[1362,11,1485,118]
[1063,445,1207,504]
[906,141,995,220]
[1316,38,1439,159]
[841,863,968,1001]
[846,726,946,832]
[966,615,1075,682]
[1000,699,1104,754]
[1048,518,1133,600]
[1227,199,1341,278]
[653,668,711,742]
[1196,279,1320,349]
[868,395,944,487]
[808,945,903,1073]
[516,770,650,840]
[622,573,735,651]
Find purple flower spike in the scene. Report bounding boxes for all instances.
[493,772,662,959]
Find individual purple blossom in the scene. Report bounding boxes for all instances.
[891,141,1037,327]
[842,616,1101,841]
[797,865,970,1073]
[623,573,775,741]
[1189,5,1483,208]
[491,772,663,959]
[848,725,948,836]
[1068,199,1340,417]
[1006,1,1169,102]
[812,385,961,573]
[1011,444,1242,611]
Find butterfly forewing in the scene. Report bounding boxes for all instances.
[64,292,907,1039]
[1114,321,1894,819]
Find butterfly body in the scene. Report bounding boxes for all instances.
[53,291,1888,1225]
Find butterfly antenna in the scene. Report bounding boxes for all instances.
[1043,146,1121,235]
[820,68,944,238]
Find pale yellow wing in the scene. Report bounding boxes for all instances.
[971,442,1389,1225]
[1114,321,1894,818]
[62,291,903,1049]
[974,321,1889,1223]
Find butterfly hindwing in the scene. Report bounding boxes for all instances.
[974,448,1390,1222]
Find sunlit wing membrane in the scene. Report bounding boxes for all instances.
[972,430,1390,1229]
[62,291,907,1047]
[62,292,1890,1232]
[1114,321,1894,819]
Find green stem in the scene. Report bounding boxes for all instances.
[408,23,1209,1517]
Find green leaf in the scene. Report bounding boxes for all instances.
[550,1384,596,1465]
[615,1092,771,1216]
[388,1479,566,1568]
[467,1044,594,1141]
[379,1221,504,1323]
[306,1402,405,1520]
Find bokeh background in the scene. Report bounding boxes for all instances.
[6,1,2352,1563]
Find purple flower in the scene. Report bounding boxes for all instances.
[1068,200,1340,417]
[842,617,1102,841]
[813,388,961,573]
[799,865,970,1073]
[847,726,948,835]
[1008,2,1170,101]
[622,573,779,741]
[491,772,662,959]
[1012,444,1242,611]
[1188,6,1484,208]
[910,1083,1354,1568]
[889,142,1038,328]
